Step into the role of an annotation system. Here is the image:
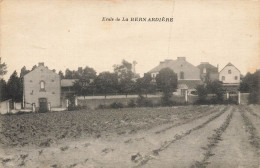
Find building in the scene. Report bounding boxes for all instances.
[149,57,202,95]
[197,62,219,83]
[219,62,240,91]
[23,63,61,112]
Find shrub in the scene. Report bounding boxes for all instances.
[109,102,125,109]
[127,99,136,108]
[136,95,153,107]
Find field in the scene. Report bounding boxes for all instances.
[0,105,259,168]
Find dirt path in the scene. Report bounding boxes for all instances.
[204,106,259,168]
[141,106,232,168]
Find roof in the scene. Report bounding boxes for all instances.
[149,57,197,73]
[178,80,203,89]
[24,64,58,78]
[219,62,240,73]
[61,79,78,87]
[197,63,218,72]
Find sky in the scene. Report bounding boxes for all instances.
[0,0,259,80]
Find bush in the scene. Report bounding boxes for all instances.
[109,102,125,109]
[196,85,207,103]
[136,95,153,107]
[68,105,87,111]
[127,99,136,108]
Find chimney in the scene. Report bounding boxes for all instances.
[38,62,44,66]
[177,57,186,61]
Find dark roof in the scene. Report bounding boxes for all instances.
[197,63,218,72]
[61,79,78,87]
[178,80,202,89]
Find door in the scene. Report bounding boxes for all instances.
[39,98,48,112]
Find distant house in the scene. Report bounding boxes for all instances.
[219,63,240,91]
[23,63,61,112]
[149,57,202,95]
[61,79,78,96]
[197,62,219,83]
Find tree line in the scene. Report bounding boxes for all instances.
[0,57,259,105]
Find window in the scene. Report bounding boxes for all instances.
[228,70,231,74]
[235,76,238,80]
[222,76,225,81]
[40,81,45,91]
[180,71,184,79]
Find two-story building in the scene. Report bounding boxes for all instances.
[23,63,61,112]
[219,62,240,91]
[197,62,219,83]
[149,57,202,95]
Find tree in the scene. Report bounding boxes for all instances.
[248,70,260,104]
[136,73,156,97]
[0,79,7,101]
[239,72,254,93]
[155,68,178,105]
[20,66,30,78]
[72,66,97,98]
[58,71,65,79]
[196,84,208,103]
[0,57,7,76]
[6,71,23,102]
[113,60,135,97]
[206,81,224,101]
[95,72,118,98]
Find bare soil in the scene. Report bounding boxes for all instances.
[0,105,259,168]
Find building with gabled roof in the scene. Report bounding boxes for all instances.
[149,57,201,95]
[219,62,241,92]
[23,62,61,112]
[197,62,219,83]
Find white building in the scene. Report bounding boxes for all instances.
[219,63,240,86]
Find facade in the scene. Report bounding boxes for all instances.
[23,63,61,112]
[197,62,219,83]
[219,63,240,92]
[149,57,201,95]
[219,63,240,85]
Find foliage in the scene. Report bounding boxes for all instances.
[196,84,208,103]
[0,79,7,101]
[95,72,118,97]
[136,73,156,97]
[113,60,136,97]
[6,71,23,102]
[155,68,178,105]
[58,71,65,79]
[136,95,153,107]
[247,70,260,104]
[206,81,224,101]
[0,57,7,76]
[71,66,97,97]
[239,72,254,93]
[109,102,124,109]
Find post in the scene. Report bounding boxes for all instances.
[48,102,51,111]
[185,90,188,103]
[238,91,241,105]
[226,92,229,100]
[75,96,78,106]
[66,99,69,109]
[14,102,16,110]
[7,101,10,113]
[32,103,36,112]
